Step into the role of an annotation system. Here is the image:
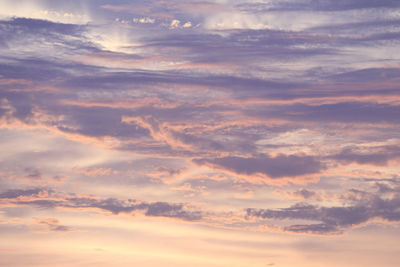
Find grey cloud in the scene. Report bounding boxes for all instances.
[247,194,400,234]
[292,189,319,200]
[375,183,399,194]
[16,200,62,208]
[66,197,146,214]
[35,218,73,232]
[193,154,323,178]
[66,197,202,221]
[8,192,202,221]
[284,223,338,234]
[0,188,48,199]
[54,106,150,138]
[169,129,257,154]
[24,168,42,180]
[0,90,35,121]
[330,146,400,166]
[145,202,202,220]
[51,225,72,232]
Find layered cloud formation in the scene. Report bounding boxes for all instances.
[1,1,400,266]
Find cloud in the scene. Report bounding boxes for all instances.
[144,29,338,66]
[291,189,320,200]
[32,217,73,232]
[145,201,202,220]
[0,17,96,56]
[68,197,202,221]
[193,154,323,179]
[133,17,156,24]
[182,21,192,28]
[247,193,400,234]
[0,188,50,199]
[170,19,180,28]
[2,189,202,221]
[238,0,400,12]
[74,167,116,177]
[0,0,90,24]
[330,146,400,166]
[329,68,400,82]
[101,0,228,19]
[248,102,400,124]
[1,0,400,248]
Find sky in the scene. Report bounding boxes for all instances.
[0,0,400,266]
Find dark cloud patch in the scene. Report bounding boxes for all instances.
[330,146,400,166]
[375,182,399,194]
[247,194,400,234]
[10,193,202,221]
[145,201,202,220]
[16,200,62,208]
[293,189,319,200]
[24,168,42,180]
[284,223,338,234]
[35,218,73,232]
[0,188,48,199]
[66,197,145,214]
[0,90,35,121]
[51,225,72,232]
[66,197,202,221]
[193,154,323,178]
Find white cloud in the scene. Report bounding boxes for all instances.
[170,19,180,29]
[0,0,90,24]
[133,17,155,24]
[182,21,192,28]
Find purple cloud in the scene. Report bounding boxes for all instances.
[330,146,400,166]
[193,154,323,178]
[0,188,49,199]
[3,189,202,221]
[247,192,400,234]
